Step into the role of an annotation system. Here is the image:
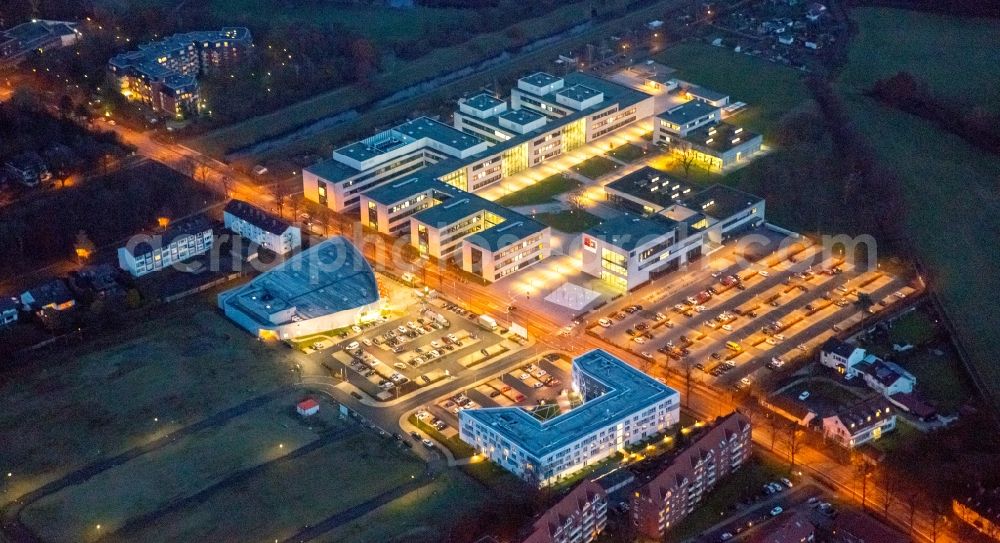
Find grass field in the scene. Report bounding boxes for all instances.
[21,393,340,543]
[571,155,620,179]
[189,0,635,157]
[838,7,1000,409]
[315,471,485,543]
[532,209,603,233]
[888,309,937,346]
[0,300,293,504]
[494,174,583,207]
[607,142,648,163]
[664,455,787,543]
[655,42,812,138]
[896,346,975,413]
[109,432,424,542]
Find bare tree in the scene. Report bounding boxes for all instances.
[74,230,95,265]
[785,423,802,468]
[682,358,694,408]
[194,161,211,183]
[220,175,234,197]
[679,148,696,179]
[272,184,287,218]
[905,493,918,536]
[881,468,897,516]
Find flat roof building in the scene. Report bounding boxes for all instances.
[669,123,763,170]
[585,181,764,291]
[655,101,722,137]
[223,199,302,256]
[117,214,214,277]
[218,236,382,340]
[0,19,80,68]
[460,349,680,487]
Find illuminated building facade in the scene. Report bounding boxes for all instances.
[459,350,679,487]
[108,27,252,118]
[631,413,752,539]
[584,171,764,291]
[117,215,214,277]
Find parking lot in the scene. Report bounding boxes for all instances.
[299,298,520,401]
[589,233,916,390]
[413,353,574,442]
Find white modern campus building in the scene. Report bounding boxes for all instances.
[302,72,654,283]
[653,100,762,170]
[582,166,765,291]
[117,214,214,277]
[459,349,679,487]
[223,199,302,256]
[217,237,382,340]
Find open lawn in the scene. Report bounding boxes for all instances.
[494,174,583,207]
[190,0,651,158]
[315,471,485,543]
[571,155,619,179]
[531,209,603,233]
[655,42,812,137]
[887,309,937,347]
[0,299,293,505]
[664,455,787,543]
[838,7,1000,410]
[21,393,343,543]
[896,346,976,413]
[108,432,424,543]
[607,142,648,163]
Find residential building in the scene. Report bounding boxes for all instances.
[819,338,866,375]
[20,279,76,312]
[758,394,817,427]
[953,485,1000,540]
[117,214,214,277]
[459,349,680,487]
[71,264,125,300]
[218,236,383,340]
[585,174,764,291]
[0,297,19,326]
[821,398,896,448]
[4,152,51,187]
[829,510,909,543]
[223,199,301,256]
[522,480,608,543]
[305,72,653,215]
[0,19,80,68]
[108,27,252,118]
[631,413,753,539]
[748,512,815,543]
[820,338,917,398]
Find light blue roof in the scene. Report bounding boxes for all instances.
[460,349,677,459]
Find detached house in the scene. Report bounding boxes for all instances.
[819,338,866,375]
[822,399,896,449]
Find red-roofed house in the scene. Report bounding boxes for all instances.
[522,480,607,543]
[631,412,752,539]
[296,398,319,416]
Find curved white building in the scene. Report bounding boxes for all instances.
[218,236,382,340]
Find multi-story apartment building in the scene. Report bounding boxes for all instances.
[117,215,214,277]
[223,199,301,256]
[459,349,680,487]
[631,412,752,539]
[749,512,815,543]
[821,398,896,448]
[522,480,608,543]
[108,27,252,118]
[0,19,80,68]
[584,168,765,291]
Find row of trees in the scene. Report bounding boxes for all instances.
[867,71,1000,156]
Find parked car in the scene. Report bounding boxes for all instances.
[770,506,783,517]
[798,391,811,401]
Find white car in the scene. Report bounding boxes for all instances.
[695,305,707,312]
[536,369,547,377]
[781,477,793,488]
[774,334,786,341]
[397,326,408,334]
[362,338,373,346]
[633,336,647,344]
[346,341,360,351]
[771,357,785,367]
[532,382,543,388]
[430,340,441,349]
[599,318,612,328]
[770,506,783,517]
[759,270,770,277]
[519,373,530,380]
[351,325,362,334]
[447,333,459,343]
[741,377,752,386]
[798,391,810,401]
[394,362,408,370]
[721,324,733,332]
